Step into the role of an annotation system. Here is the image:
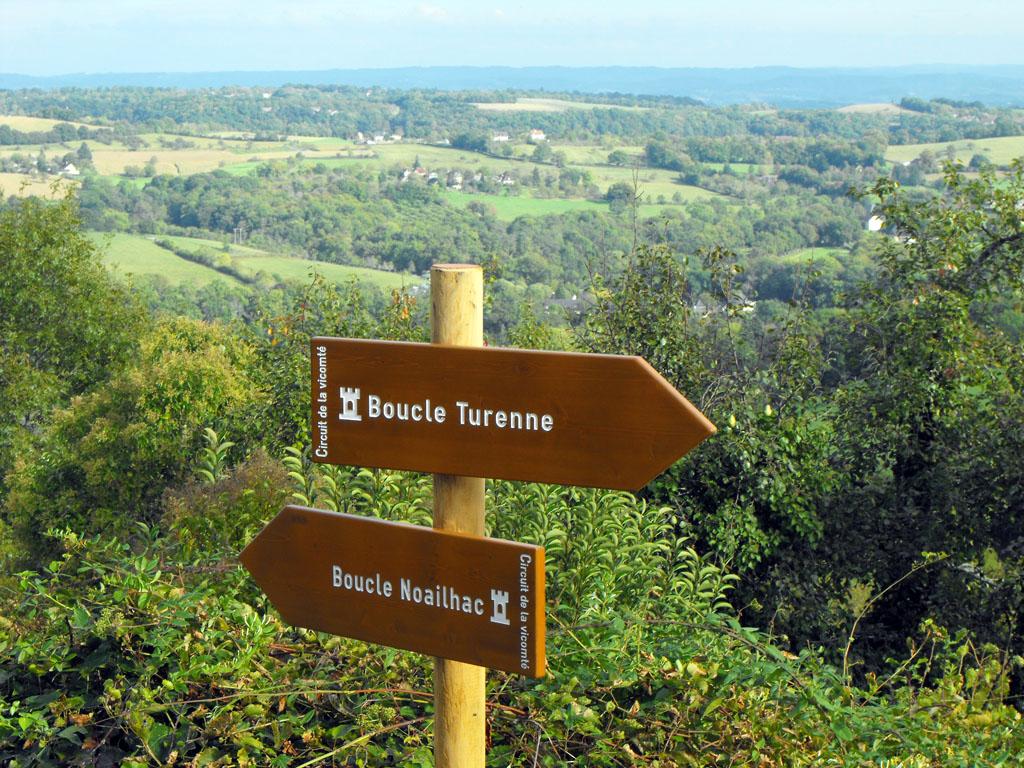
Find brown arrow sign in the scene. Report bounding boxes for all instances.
[240,505,546,676]
[311,337,715,490]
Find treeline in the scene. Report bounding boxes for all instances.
[2,87,1020,146]
[0,120,122,147]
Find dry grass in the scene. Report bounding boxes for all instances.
[87,148,297,175]
[0,173,77,198]
[836,103,910,115]
[0,114,95,131]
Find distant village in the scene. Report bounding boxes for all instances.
[352,127,549,192]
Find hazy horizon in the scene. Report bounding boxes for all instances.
[2,0,1023,77]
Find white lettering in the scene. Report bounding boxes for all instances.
[332,565,342,587]
[359,395,550,432]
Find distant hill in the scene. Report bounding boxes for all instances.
[3,66,1024,107]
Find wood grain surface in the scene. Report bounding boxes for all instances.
[240,505,546,676]
[311,337,715,490]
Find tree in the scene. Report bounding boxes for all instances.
[0,195,145,493]
[6,317,264,563]
[607,149,630,166]
[605,180,636,205]
[531,143,553,164]
[824,162,1024,671]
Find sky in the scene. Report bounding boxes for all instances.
[2,0,1023,75]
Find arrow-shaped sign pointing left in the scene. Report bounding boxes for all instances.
[241,505,546,676]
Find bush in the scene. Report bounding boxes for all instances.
[5,317,265,564]
[163,448,289,561]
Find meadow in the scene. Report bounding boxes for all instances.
[0,130,361,176]
[89,232,422,289]
[444,190,607,220]
[885,135,1024,166]
[90,232,231,286]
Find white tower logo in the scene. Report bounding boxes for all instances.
[489,589,511,625]
[339,387,363,422]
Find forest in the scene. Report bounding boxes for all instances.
[1,84,1023,765]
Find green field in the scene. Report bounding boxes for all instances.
[89,232,421,290]
[885,135,1024,166]
[544,144,644,165]
[445,191,607,220]
[702,162,760,175]
[90,233,233,286]
[0,130,364,177]
[778,247,850,265]
[590,164,719,201]
[226,140,719,201]
[236,256,419,288]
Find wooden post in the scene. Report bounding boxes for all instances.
[430,264,486,767]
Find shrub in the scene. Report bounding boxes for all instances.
[5,318,265,564]
[163,448,289,561]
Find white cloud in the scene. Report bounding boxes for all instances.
[417,4,449,21]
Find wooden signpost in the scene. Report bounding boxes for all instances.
[240,506,545,675]
[242,263,716,767]
[310,339,715,491]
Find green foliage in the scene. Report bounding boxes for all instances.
[165,448,289,560]
[0,194,144,490]
[819,161,1024,673]
[2,510,1020,766]
[5,318,264,564]
[507,303,574,351]
[247,274,427,450]
[193,428,236,485]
